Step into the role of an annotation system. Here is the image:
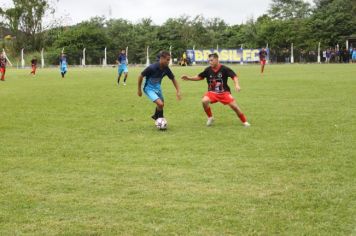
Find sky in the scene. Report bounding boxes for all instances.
[1,0,314,26]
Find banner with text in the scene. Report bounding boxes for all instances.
[186,49,268,63]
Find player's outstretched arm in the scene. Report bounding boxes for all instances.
[181,75,203,81]
[137,75,144,97]
[172,78,182,100]
[232,76,241,92]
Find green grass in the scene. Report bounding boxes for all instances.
[0,64,355,235]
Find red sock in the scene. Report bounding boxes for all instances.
[204,107,213,118]
[238,113,247,123]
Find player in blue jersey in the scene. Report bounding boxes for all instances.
[137,51,181,122]
[117,49,128,85]
[59,53,68,78]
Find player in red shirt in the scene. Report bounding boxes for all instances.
[181,53,250,127]
[259,48,267,75]
[30,57,38,76]
[0,52,7,81]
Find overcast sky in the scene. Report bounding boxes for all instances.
[1,0,314,26]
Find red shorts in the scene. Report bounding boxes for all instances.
[0,67,5,80]
[260,59,266,65]
[204,91,235,105]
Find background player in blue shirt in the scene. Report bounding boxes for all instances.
[117,49,128,85]
[59,53,68,78]
[352,47,356,63]
[137,51,181,122]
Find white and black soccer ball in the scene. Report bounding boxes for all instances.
[155,118,167,130]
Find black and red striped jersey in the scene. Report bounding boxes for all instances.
[0,57,7,68]
[198,64,237,93]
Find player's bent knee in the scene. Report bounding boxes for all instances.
[155,100,164,108]
[202,96,210,104]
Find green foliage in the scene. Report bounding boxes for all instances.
[42,26,66,48]
[105,18,134,63]
[309,0,356,46]
[0,0,52,51]
[268,0,312,19]
[130,18,159,63]
[2,0,355,63]
[53,18,109,65]
[157,16,192,58]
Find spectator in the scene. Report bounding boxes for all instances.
[325,49,331,63]
[352,48,356,63]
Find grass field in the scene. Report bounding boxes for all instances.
[0,64,355,235]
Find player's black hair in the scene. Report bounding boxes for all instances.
[208,53,219,59]
[159,50,171,58]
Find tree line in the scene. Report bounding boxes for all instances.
[1,0,355,64]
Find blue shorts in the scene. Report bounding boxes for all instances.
[352,55,356,60]
[144,87,164,102]
[118,64,128,74]
[60,66,67,73]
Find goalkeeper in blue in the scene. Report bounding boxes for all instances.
[59,53,68,78]
[117,49,128,85]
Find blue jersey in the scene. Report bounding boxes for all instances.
[60,57,67,67]
[118,53,127,65]
[141,62,174,90]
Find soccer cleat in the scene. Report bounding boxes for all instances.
[243,121,251,127]
[206,117,214,126]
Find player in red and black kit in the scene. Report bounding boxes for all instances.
[30,57,38,76]
[181,53,250,127]
[0,52,7,81]
[259,47,267,75]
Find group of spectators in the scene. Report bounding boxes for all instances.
[269,48,318,63]
[268,47,356,63]
[324,47,356,63]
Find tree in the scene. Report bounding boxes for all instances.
[105,18,134,62]
[205,17,228,48]
[131,18,158,63]
[0,0,53,51]
[268,0,312,20]
[241,18,259,48]
[0,6,22,51]
[187,15,209,48]
[310,0,356,46]
[52,17,109,65]
[157,16,195,59]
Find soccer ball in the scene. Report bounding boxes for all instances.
[155,118,167,130]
